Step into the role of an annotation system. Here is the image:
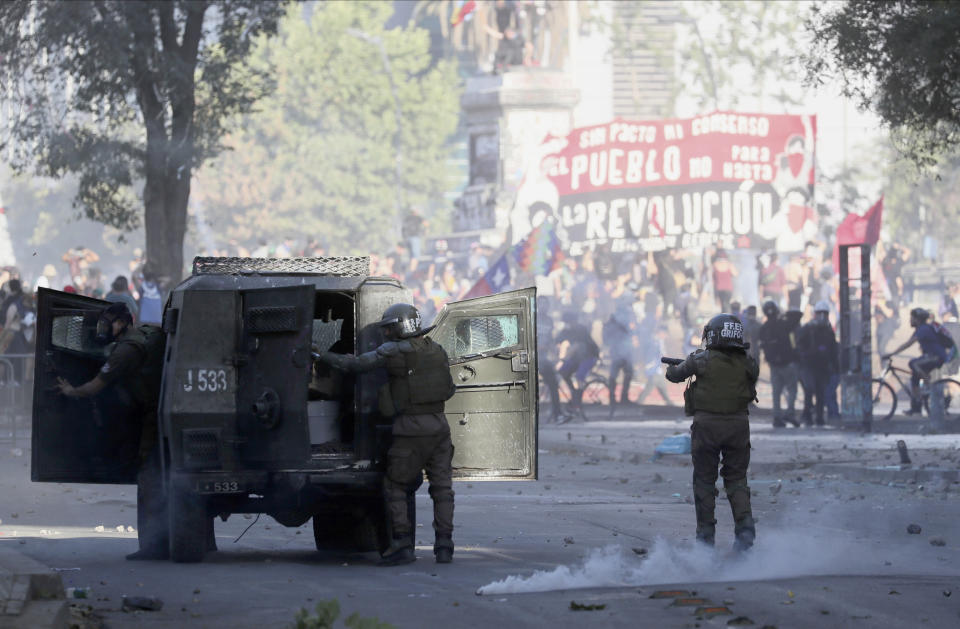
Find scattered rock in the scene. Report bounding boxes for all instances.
[570,600,606,611]
[906,524,922,534]
[563,536,575,545]
[631,547,647,556]
[121,596,163,612]
[769,482,782,496]
[929,537,946,547]
[652,473,664,483]
[727,617,755,626]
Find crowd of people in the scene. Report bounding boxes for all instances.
[2,234,956,425]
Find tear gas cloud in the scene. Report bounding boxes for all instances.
[478,501,959,595]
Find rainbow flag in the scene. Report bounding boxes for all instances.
[511,220,564,275]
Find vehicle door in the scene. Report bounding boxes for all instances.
[234,284,315,467]
[31,288,140,483]
[428,287,537,480]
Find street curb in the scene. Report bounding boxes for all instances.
[0,546,67,629]
[539,439,960,485]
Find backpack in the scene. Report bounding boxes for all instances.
[930,321,959,362]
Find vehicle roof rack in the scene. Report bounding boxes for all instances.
[191,256,370,277]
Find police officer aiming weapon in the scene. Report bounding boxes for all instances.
[662,314,759,551]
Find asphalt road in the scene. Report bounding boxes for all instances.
[2,420,960,629]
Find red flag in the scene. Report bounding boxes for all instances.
[836,196,883,246]
[832,196,883,268]
[451,1,476,26]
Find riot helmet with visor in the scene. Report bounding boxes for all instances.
[702,313,746,350]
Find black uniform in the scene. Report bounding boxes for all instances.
[320,335,456,558]
[796,318,839,426]
[98,325,169,557]
[666,346,759,549]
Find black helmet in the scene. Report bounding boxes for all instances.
[95,302,132,344]
[762,300,779,319]
[702,313,746,349]
[909,307,929,326]
[379,303,423,339]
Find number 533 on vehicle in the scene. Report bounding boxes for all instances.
[179,368,232,393]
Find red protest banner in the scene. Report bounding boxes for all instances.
[511,112,817,255]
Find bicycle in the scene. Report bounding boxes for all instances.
[872,357,960,421]
[537,357,610,423]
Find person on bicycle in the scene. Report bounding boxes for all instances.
[883,307,946,415]
[556,310,600,404]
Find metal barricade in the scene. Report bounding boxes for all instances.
[0,353,34,449]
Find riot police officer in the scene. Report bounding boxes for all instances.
[665,314,760,550]
[56,303,173,559]
[316,303,456,566]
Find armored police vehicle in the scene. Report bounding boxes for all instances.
[32,257,537,561]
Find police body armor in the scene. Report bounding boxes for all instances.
[684,349,757,416]
[384,337,455,415]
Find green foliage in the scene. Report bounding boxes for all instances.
[598,1,809,115]
[196,1,461,253]
[290,599,396,629]
[805,1,960,168]
[677,1,808,112]
[0,1,288,279]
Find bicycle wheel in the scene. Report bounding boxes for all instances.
[871,379,896,421]
[924,378,960,422]
[579,378,611,421]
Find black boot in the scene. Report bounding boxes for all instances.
[725,480,756,552]
[379,538,415,566]
[434,535,454,563]
[695,525,715,547]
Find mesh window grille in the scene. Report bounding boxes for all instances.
[192,257,370,276]
[51,315,85,351]
[439,315,520,359]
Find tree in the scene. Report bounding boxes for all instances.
[598,1,810,116]
[805,1,960,168]
[0,1,287,282]
[195,1,460,253]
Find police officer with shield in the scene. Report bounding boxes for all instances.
[315,303,457,566]
[664,314,760,550]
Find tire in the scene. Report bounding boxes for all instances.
[168,484,207,563]
[313,499,392,553]
[579,378,610,421]
[924,378,960,422]
[871,379,896,422]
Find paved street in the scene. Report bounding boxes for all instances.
[3,411,960,628]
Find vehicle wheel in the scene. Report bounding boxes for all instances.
[924,378,960,421]
[168,485,207,563]
[312,511,354,551]
[313,499,394,553]
[871,379,896,422]
[579,378,610,421]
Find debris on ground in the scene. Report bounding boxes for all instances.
[631,547,647,556]
[569,601,606,611]
[66,587,90,599]
[906,524,922,534]
[69,603,105,629]
[121,596,163,612]
[652,473,664,483]
[563,536,575,545]
[929,537,946,546]
[654,434,691,456]
[727,617,755,626]
[770,481,782,496]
